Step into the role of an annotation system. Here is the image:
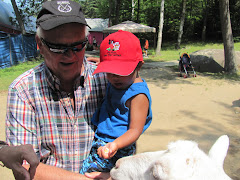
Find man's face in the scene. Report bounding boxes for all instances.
[37,23,86,82]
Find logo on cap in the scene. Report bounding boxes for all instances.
[57,1,72,13]
[106,40,120,51]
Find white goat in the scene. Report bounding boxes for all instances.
[110,135,232,180]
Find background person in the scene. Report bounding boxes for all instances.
[143,39,149,57]
[5,1,109,179]
[92,36,98,50]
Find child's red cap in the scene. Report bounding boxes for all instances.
[93,30,143,76]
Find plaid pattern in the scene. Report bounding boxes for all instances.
[5,58,107,172]
[80,139,136,174]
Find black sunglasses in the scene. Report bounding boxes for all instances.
[40,38,88,54]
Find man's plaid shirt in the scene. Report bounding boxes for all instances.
[6,58,107,172]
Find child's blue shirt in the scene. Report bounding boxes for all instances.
[92,79,152,143]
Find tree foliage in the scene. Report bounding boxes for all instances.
[9,0,238,71]
[10,0,240,43]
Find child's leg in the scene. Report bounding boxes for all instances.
[80,139,115,174]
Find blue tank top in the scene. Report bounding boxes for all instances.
[92,79,152,142]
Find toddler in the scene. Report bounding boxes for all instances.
[80,30,152,173]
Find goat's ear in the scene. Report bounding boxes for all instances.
[208,135,229,168]
[151,161,168,180]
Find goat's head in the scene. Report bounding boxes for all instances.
[110,135,231,180]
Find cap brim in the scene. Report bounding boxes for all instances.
[93,60,139,76]
[38,16,90,30]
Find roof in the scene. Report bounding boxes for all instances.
[103,21,156,33]
[0,1,15,26]
[0,1,36,34]
[86,18,109,32]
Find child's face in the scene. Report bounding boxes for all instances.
[107,70,137,90]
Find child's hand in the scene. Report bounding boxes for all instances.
[97,142,118,159]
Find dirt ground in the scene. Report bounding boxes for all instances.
[0,62,239,179]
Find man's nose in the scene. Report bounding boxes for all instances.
[64,48,76,57]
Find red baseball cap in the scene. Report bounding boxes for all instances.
[93,30,143,76]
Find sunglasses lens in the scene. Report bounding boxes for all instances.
[74,42,86,52]
[49,48,67,53]
[41,38,87,54]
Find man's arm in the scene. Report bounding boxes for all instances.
[23,163,91,180]
[24,163,111,180]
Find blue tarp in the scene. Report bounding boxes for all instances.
[0,32,37,69]
[23,35,37,59]
[0,33,10,68]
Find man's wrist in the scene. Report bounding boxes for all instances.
[0,141,9,167]
[0,141,8,150]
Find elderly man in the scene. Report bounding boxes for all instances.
[6,1,109,179]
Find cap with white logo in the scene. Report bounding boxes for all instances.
[36,0,90,30]
[93,30,143,76]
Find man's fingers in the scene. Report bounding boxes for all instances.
[29,166,37,180]
[21,145,39,179]
[12,166,31,180]
[21,144,39,167]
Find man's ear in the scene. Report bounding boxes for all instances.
[35,35,44,54]
[35,35,41,47]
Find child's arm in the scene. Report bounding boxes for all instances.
[98,93,149,159]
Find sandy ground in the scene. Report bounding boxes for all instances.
[0,62,240,179]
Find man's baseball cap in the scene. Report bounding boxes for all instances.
[93,30,143,76]
[36,0,89,30]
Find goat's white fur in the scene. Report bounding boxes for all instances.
[110,135,231,180]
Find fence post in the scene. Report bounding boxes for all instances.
[21,34,26,62]
[8,34,13,66]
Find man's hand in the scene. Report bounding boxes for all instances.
[87,57,100,65]
[0,144,39,180]
[85,172,112,180]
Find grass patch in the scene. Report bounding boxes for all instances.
[0,59,43,92]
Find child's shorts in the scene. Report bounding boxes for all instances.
[80,138,136,174]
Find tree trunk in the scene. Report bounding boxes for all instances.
[108,0,113,26]
[132,0,136,21]
[156,0,164,56]
[10,0,26,34]
[219,0,237,73]
[115,0,121,24]
[137,0,140,23]
[201,0,208,42]
[176,0,187,49]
